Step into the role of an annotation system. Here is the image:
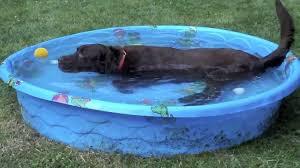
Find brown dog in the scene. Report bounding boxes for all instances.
[58,0,294,105]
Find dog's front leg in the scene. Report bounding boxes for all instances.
[112,78,135,94]
[112,74,163,94]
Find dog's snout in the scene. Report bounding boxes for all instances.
[57,55,77,72]
[59,55,74,63]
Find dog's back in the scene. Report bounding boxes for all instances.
[125,0,295,81]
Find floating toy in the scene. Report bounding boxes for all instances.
[233,87,245,95]
[34,48,59,64]
[49,60,58,64]
[34,48,48,58]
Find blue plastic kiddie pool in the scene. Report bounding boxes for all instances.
[0,26,299,157]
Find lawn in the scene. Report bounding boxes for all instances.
[0,0,299,167]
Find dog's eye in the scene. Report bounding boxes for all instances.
[100,55,105,62]
[92,57,97,62]
[78,53,83,58]
[80,57,88,62]
[239,65,248,71]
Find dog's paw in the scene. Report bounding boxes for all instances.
[112,80,134,94]
[178,96,193,103]
[178,94,211,106]
[182,101,208,106]
[118,88,134,94]
[179,98,209,106]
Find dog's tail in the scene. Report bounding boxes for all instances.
[261,0,295,69]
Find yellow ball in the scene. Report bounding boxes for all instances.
[34,48,48,58]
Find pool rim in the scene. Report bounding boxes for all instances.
[0,25,299,118]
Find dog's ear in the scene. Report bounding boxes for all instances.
[103,46,122,73]
[77,45,87,58]
[108,46,123,65]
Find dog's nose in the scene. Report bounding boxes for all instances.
[58,56,67,62]
[59,56,72,63]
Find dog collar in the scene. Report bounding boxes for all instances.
[117,49,127,70]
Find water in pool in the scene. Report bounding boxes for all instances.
[9,28,287,106]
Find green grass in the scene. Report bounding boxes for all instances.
[0,0,300,167]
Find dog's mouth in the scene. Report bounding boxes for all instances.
[58,55,80,72]
[58,54,107,73]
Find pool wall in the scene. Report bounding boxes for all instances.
[19,91,280,157]
[1,26,300,118]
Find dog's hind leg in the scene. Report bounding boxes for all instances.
[178,81,222,106]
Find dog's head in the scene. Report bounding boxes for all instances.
[58,44,122,74]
